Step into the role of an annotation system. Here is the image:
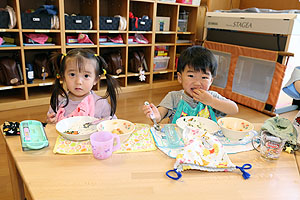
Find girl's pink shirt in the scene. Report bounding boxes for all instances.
[47,92,117,121]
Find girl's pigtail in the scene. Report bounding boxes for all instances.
[97,55,120,116]
[50,53,68,113]
[105,73,120,116]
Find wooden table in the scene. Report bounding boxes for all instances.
[3,124,300,200]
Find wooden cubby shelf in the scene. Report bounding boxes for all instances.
[0,0,200,111]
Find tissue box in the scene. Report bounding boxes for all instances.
[155,16,170,31]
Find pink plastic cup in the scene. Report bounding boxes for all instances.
[90,131,121,160]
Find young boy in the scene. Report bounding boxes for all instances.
[143,46,239,124]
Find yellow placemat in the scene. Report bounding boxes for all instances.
[115,123,157,153]
[53,123,157,155]
[53,135,92,154]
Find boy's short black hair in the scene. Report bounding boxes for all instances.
[177,46,218,77]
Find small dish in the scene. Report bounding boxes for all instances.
[97,119,135,143]
[217,117,254,141]
[176,116,220,134]
[56,116,99,141]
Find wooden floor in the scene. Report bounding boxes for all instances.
[0,85,298,200]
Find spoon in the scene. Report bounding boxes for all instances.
[144,101,161,131]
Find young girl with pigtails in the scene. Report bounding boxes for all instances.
[46,48,120,124]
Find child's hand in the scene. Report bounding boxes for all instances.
[143,103,161,122]
[46,112,57,124]
[192,89,213,105]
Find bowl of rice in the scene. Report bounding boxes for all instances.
[56,116,99,141]
[97,119,135,143]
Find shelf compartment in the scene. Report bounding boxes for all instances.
[128,46,152,73]
[178,5,198,33]
[154,45,175,70]
[176,45,190,54]
[128,32,153,45]
[176,33,194,44]
[19,0,60,30]
[65,32,97,47]
[127,74,151,86]
[27,85,52,100]
[23,32,62,47]
[0,87,25,103]
[100,47,126,76]
[156,3,178,32]
[0,49,24,85]
[24,49,60,84]
[153,72,173,83]
[155,33,175,43]
[100,76,126,88]
[64,0,97,31]
[99,33,126,46]
[100,0,128,31]
[129,1,154,31]
[1,0,19,29]
[0,32,20,47]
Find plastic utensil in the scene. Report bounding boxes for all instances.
[144,101,160,131]
[83,119,103,128]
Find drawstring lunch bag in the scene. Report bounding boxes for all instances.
[151,126,252,180]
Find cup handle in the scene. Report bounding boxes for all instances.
[252,135,260,152]
[112,134,121,152]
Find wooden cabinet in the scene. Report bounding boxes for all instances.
[0,0,199,111]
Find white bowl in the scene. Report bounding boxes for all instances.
[56,116,99,141]
[97,119,135,143]
[217,117,254,141]
[176,116,220,134]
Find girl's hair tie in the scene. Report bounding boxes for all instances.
[94,54,98,57]
[60,53,67,63]
[56,74,60,79]
[103,69,107,76]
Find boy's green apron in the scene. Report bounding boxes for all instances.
[171,99,217,124]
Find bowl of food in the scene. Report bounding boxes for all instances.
[97,119,135,143]
[176,116,221,135]
[217,117,254,141]
[56,116,99,141]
